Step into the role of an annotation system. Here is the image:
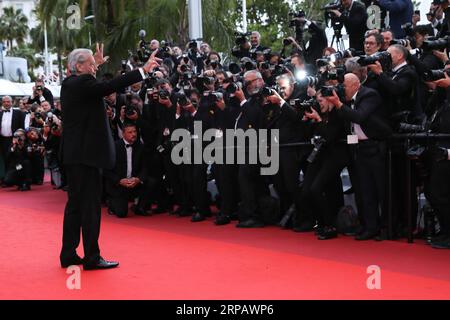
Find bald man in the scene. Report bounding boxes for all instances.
[326,73,392,240]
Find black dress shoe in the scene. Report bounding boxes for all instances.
[431,236,450,249]
[83,257,119,270]
[430,234,449,245]
[318,227,338,240]
[191,212,206,222]
[355,231,378,241]
[133,206,151,216]
[61,256,84,268]
[214,215,231,226]
[19,184,31,191]
[178,209,194,217]
[236,219,264,228]
[293,221,315,233]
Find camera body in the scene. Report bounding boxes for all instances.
[357,51,392,68]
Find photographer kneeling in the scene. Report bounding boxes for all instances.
[326,73,392,240]
[4,129,32,191]
[104,123,152,218]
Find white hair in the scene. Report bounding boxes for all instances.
[68,48,93,74]
[244,70,263,80]
[252,31,261,39]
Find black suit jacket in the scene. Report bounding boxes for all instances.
[103,140,148,194]
[337,1,368,51]
[0,109,25,137]
[60,69,144,169]
[336,86,392,140]
[374,64,419,115]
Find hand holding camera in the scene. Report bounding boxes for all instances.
[324,90,343,109]
[367,61,384,75]
[304,107,322,123]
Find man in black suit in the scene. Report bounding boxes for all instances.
[367,44,419,115]
[233,70,270,228]
[60,44,159,270]
[326,73,392,240]
[104,123,152,218]
[367,44,420,238]
[1,96,25,180]
[330,0,368,51]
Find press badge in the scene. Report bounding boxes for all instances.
[16,164,23,171]
[347,135,359,145]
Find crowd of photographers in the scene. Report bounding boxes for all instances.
[2,0,450,249]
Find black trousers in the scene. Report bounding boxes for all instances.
[216,163,240,216]
[106,182,153,218]
[60,164,102,266]
[238,163,269,222]
[274,148,307,215]
[298,149,347,227]
[426,160,450,236]
[4,160,32,187]
[29,152,45,183]
[353,141,387,233]
[0,136,12,175]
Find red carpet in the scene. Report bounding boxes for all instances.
[0,181,449,300]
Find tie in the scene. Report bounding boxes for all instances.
[3,109,11,113]
[125,144,132,148]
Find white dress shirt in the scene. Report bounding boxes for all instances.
[350,92,369,141]
[123,139,133,179]
[1,108,13,137]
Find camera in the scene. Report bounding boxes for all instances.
[422,36,450,51]
[228,62,242,75]
[283,38,293,46]
[307,136,326,164]
[423,69,450,81]
[288,10,306,28]
[205,91,224,103]
[35,85,43,91]
[321,0,342,11]
[13,132,24,142]
[226,82,242,95]
[291,98,319,115]
[175,92,190,107]
[159,89,170,100]
[357,51,392,67]
[297,76,320,88]
[321,83,346,100]
[137,30,152,62]
[234,31,252,46]
[401,22,415,37]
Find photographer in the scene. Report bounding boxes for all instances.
[264,74,312,230]
[104,123,152,218]
[233,70,270,228]
[328,0,368,51]
[297,90,350,240]
[25,127,45,185]
[326,73,392,240]
[4,129,32,191]
[367,44,419,115]
[423,69,450,249]
[42,121,65,189]
[26,78,54,108]
[117,93,143,139]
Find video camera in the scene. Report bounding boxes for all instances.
[288,10,307,28]
[137,30,152,63]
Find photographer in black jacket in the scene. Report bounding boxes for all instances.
[327,73,392,240]
[329,0,368,51]
[4,129,32,191]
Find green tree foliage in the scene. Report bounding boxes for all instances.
[0,7,29,50]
